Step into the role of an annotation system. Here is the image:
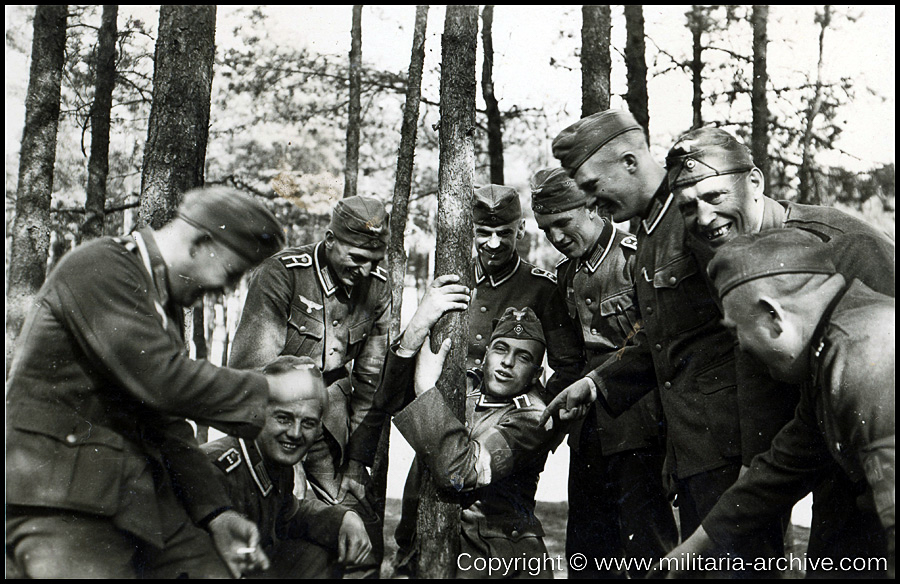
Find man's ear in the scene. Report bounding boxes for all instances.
[324,230,335,249]
[516,219,526,241]
[531,365,544,385]
[759,296,786,336]
[622,151,638,174]
[748,168,765,200]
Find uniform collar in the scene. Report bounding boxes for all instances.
[475,254,521,287]
[239,438,275,497]
[641,179,674,236]
[472,377,534,411]
[758,196,787,231]
[133,228,171,308]
[808,281,854,381]
[576,220,617,274]
[314,241,343,298]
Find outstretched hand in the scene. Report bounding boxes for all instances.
[207,510,270,577]
[414,337,452,397]
[539,377,597,430]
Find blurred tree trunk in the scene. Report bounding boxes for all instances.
[581,5,611,117]
[481,5,504,184]
[798,5,831,205]
[417,5,477,578]
[139,5,216,364]
[372,0,429,550]
[7,5,68,367]
[344,5,363,198]
[751,5,770,195]
[82,4,118,242]
[139,4,216,227]
[624,5,649,141]
[687,5,708,128]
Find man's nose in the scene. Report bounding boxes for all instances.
[696,200,717,226]
[486,233,501,249]
[286,421,304,440]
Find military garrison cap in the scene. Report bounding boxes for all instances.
[473,185,523,226]
[530,167,591,215]
[490,306,546,347]
[552,109,644,175]
[666,127,755,190]
[329,196,390,250]
[708,229,837,299]
[176,186,285,264]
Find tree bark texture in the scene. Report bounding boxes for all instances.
[7,4,68,363]
[688,5,707,129]
[581,4,611,117]
[344,5,363,199]
[481,5,504,185]
[372,1,429,537]
[798,5,831,205]
[82,4,118,242]
[624,5,650,141]
[416,5,477,578]
[139,5,216,228]
[751,5,770,195]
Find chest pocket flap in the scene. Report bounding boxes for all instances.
[652,254,698,289]
[287,309,325,340]
[348,318,375,345]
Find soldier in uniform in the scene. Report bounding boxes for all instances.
[664,229,894,578]
[541,110,782,571]
[666,126,895,573]
[6,187,284,578]
[203,355,371,579]
[228,195,391,576]
[530,167,676,578]
[393,307,569,579]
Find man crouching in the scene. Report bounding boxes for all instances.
[202,356,371,578]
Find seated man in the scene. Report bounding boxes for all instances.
[663,228,894,578]
[202,356,371,579]
[392,306,566,579]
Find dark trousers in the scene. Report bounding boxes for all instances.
[565,416,677,579]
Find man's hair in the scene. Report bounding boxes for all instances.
[261,355,323,380]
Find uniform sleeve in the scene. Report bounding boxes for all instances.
[347,288,391,434]
[279,496,349,549]
[541,281,586,397]
[393,388,557,492]
[52,245,267,436]
[229,258,295,370]
[587,337,658,417]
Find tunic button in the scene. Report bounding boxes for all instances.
[332,320,339,326]
[663,381,672,389]
[585,298,592,305]
[66,434,77,444]
[511,529,519,538]
[474,359,482,365]
[475,334,483,340]
[299,326,307,332]
[590,328,598,335]
[646,306,653,315]
[668,276,677,285]
[654,344,662,351]
[480,307,487,313]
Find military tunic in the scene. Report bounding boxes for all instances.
[6,229,268,577]
[203,436,349,578]
[702,280,895,576]
[394,372,565,579]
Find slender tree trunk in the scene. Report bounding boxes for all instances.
[82,4,118,242]
[624,5,649,141]
[417,5,477,577]
[751,5,770,195]
[7,5,68,366]
[481,5,504,184]
[344,5,363,198]
[688,5,706,129]
[371,1,429,554]
[798,5,831,205]
[581,5,611,117]
[139,5,216,228]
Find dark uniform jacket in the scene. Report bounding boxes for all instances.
[468,254,583,396]
[202,436,348,556]
[702,280,895,569]
[6,230,269,547]
[588,181,742,479]
[393,371,566,578]
[229,242,390,460]
[555,220,664,455]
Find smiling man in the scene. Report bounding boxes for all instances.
[203,356,371,579]
[228,195,391,577]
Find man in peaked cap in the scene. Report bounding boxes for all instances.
[530,168,675,578]
[542,109,783,574]
[6,186,284,578]
[662,229,894,578]
[229,194,392,577]
[667,125,895,575]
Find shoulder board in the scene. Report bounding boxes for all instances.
[512,394,533,410]
[555,256,570,268]
[530,266,557,283]
[620,235,638,251]
[371,265,388,282]
[279,253,313,269]
[113,236,137,253]
[214,447,243,474]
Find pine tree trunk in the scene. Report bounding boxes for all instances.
[7,4,68,365]
[416,5,477,578]
[481,5,504,184]
[799,5,830,205]
[624,5,650,141]
[688,5,706,129]
[344,5,363,199]
[581,5,611,117]
[751,5,770,195]
[82,4,118,242]
[139,5,216,228]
